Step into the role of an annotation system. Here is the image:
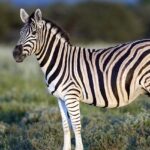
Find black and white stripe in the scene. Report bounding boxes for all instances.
[13,9,150,150]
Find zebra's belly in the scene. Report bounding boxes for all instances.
[80,87,145,108]
[81,98,131,108]
[81,96,134,108]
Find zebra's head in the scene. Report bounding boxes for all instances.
[13,8,44,63]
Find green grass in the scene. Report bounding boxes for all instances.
[0,46,150,150]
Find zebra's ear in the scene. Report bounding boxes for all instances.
[34,9,42,23]
[20,8,29,23]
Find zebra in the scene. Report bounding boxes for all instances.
[13,8,150,150]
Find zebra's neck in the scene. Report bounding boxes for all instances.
[35,23,71,85]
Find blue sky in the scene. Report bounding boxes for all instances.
[10,0,81,5]
[9,0,139,6]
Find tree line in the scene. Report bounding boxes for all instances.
[0,1,150,43]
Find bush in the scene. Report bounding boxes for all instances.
[63,2,145,42]
[0,1,148,43]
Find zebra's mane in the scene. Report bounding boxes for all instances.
[46,19,71,44]
[28,12,71,44]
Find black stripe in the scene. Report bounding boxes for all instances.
[37,28,49,60]
[36,26,47,56]
[67,88,80,93]
[88,49,95,68]
[60,45,71,85]
[40,35,56,67]
[24,49,30,53]
[138,62,150,77]
[126,50,150,96]
[139,70,150,84]
[71,123,80,126]
[72,120,81,123]
[111,40,150,107]
[145,84,150,88]
[46,40,62,78]
[62,82,74,92]
[70,113,79,117]
[50,46,68,94]
[72,47,81,88]
[95,53,108,107]
[103,43,127,71]
[52,46,69,90]
[77,48,88,99]
[100,45,121,62]
[24,43,34,48]
[73,116,80,120]
[144,76,150,84]
[67,104,79,109]
[83,49,97,106]
[88,49,93,62]
[137,56,150,77]
[111,49,131,107]
[123,44,150,74]
[66,101,77,106]
[65,93,79,97]
[68,109,79,113]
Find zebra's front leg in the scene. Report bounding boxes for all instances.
[65,99,83,150]
[58,99,71,150]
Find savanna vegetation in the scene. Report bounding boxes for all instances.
[0,46,149,150]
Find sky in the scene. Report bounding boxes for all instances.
[8,0,139,6]
[10,0,83,6]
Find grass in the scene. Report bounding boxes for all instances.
[0,45,150,150]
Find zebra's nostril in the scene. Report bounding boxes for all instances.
[13,50,20,57]
[13,45,23,57]
[15,45,23,51]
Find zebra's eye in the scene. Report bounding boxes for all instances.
[32,31,37,35]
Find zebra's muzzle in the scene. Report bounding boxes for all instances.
[13,45,26,63]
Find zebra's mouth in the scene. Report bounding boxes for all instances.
[14,54,26,63]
